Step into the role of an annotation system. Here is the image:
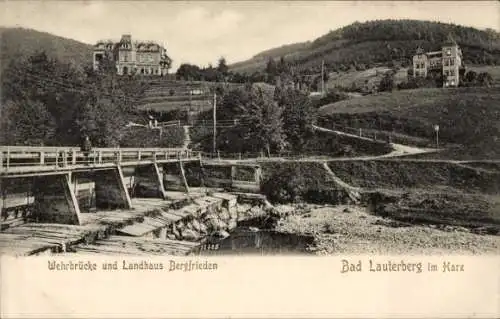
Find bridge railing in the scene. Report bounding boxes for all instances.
[0,146,200,172]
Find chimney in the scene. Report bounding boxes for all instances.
[121,34,132,42]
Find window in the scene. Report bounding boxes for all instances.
[450,70,455,76]
[450,58,455,66]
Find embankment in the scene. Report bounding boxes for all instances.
[366,191,500,235]
[327,159,500,194]
[259,161,361,205]
[257,159,500,236]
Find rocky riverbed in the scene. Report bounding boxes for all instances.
[175,191,500,256]
[276,204,500,255]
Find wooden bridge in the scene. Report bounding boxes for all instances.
[0,146,262,232]
[0,146,200,177]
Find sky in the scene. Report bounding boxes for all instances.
[1,1,499,70]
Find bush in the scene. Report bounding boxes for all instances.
[378,72,395,92]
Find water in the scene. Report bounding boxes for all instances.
[193,227,316,255]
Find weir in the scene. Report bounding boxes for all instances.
[0,146,267,256]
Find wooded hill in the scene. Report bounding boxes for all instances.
[230,19,500,74]
[0,27,93,74]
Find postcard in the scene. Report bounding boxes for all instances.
[0,1,499,318]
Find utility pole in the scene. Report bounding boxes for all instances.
[213,92,217,154]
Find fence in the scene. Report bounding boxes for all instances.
[318,123,433,147]
[199,150,360,161]
[320,123,391,142]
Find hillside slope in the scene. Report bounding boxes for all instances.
[0,27,93,72]
[230,19,500,74]
[318,87,500,159]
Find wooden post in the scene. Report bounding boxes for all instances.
[73,173,78,196]
[98,150,103,164]
[230,166,236,187]
[40,151,45,165]
[138,150,142,161]
[217,150,220,161]
[178,159,190,195]
[6,148,10,171]
[254,166,261,185]
[63,150,68,167]
[72,150,77,165]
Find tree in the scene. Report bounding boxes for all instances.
[160,50,173,75]
[176,63,202,81]
[265,57,278,78]
[218,87,250,121]
[379,72,395,92]
[464,70,477,84]
[477,72,493,87]
[1,51,146,147]
[276,88,317,152]
[238,87,286,155]
[277,56,290,74]
[217,57,229,77]
[0,99,56,145]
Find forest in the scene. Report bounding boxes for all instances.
[230,19,500,75]
[0,51,146,147]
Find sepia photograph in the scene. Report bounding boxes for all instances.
[0,0,499,317]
